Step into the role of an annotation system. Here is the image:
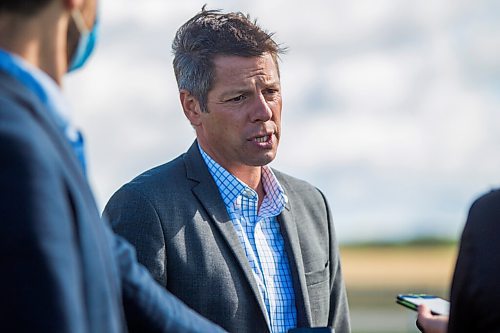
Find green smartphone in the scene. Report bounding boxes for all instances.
[396,294,450,316]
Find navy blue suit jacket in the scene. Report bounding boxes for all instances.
[0,71,225,333]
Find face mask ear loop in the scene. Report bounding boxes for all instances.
[71,9,90,35]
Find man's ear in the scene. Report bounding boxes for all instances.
[180,90,203,127]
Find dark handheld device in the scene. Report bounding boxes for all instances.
[396,294,450,316]
[288,328,334,333]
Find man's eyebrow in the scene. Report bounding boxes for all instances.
[262,77,281,87]
[220,88,252,98]
[265,82,281,89]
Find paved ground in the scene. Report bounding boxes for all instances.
[340,244,457,333]
[350,308,420,333]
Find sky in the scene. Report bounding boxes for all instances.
[66,0,500,243]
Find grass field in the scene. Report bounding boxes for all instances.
[339,244,458,333]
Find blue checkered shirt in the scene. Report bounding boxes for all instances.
[199,146,297,333]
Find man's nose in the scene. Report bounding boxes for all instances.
[250,94,273,122]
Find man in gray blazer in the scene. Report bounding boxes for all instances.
[104,9,350,333]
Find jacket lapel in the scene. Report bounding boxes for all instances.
[277,186,313,327]
[0,72,88,192]
[0,72,122,308]
[183,142,271,328]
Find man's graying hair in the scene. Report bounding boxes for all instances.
[172,8,286,112]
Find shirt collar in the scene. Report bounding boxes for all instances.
[0,49,79,142]
[198,144,288,217]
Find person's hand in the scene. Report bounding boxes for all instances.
[416,304,449,333]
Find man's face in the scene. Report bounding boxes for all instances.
[196,53,282,173]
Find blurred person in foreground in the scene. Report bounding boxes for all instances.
[417,190,500,332]
[0,0,226,332]
[104,8,350,333]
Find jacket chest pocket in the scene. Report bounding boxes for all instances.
[305,260,330,326]
[305,260,329,286]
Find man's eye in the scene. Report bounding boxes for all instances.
[264,89,279,96]
[264,89,280,99]
[228,95,245,102]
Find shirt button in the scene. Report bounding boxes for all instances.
[243,188,254,198]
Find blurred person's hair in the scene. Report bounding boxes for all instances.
[0,0,52,16]
[172,7,286,112]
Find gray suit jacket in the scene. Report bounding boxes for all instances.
[104,141,350,333]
